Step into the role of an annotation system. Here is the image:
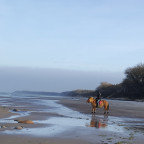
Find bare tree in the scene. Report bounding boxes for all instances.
[122,63,144,99]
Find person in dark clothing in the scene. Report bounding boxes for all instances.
[95,91,101,108]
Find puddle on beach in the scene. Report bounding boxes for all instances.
[0,110,31,124]
[3,115,109,136]
[0,94,144,137]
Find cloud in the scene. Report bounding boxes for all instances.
[0,67,124,92]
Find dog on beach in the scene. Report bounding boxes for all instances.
[87,97,109,114]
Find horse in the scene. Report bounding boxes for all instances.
[87,97,109,114]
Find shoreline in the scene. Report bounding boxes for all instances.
[0,95,144,144]
[59,97,144,118]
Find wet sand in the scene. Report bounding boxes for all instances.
[60,98,144,118]
[0,94,144,144]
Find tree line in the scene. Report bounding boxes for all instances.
[11,63,144,101]
[96,63,144,100]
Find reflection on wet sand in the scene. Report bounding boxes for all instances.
[86,114,108,128]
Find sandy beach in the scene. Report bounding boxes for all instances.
[0,94,144,144]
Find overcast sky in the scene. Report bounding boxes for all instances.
[0,0,143,92]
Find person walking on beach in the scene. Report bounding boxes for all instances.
[95,91,101,108]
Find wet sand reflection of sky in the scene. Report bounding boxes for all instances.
[0,94,144,137]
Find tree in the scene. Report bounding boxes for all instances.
[96,82,122,98]
[124,63,144,86]
[122,63,144,99]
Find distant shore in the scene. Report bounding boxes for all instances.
[3,90,144,102]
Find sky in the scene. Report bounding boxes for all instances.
[0,0,144,92]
